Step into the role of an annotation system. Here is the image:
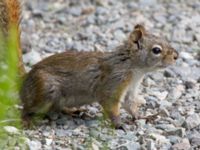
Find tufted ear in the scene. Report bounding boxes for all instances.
[129,24,146,42]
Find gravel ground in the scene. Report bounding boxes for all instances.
[20,0,200,149]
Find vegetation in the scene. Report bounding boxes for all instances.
[0,27,27,149]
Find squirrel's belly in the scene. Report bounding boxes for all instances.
[59,94,96,108]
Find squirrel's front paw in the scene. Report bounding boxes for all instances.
[123,96,146,119]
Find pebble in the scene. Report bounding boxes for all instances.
[165,128,185,137]
[23,50,42,66]
[164,68,176,78]
[27,140,42,150]
[180,51,194,60]
[67,7,82,16]
[184,113,200,129]
[151,91,168,101]
[113,29,126,41]
[3,126,20,135]
[139,0,157,7]
[184,80,195,89]
[172,138,191,150]
[146,139,156,150]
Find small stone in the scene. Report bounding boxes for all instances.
[119,142,140,150]
[92,143,99,150]
[95,7,108,15]
[146,139,156,150]
[32,9,43,18]
[160,100,172,108]
[45,138,53,146]
[149,133,170,144]
[143,77,156,87]
[139,0,157,6]
[169,85,184,101]
[27,140,42,150]
[3,126,20,135]
[68,7,82,16]
[113,29,126,41]
[56,129,68,137]
[180,51,194,60]
[164,69,176,78]
[151,91,168,101]
[72,42,84,51]
[172,138,191,150]
[184,113,200,129]
[190,133,200,146]
[168,136,181,144]
[184,80,195,89]
[159,108,170,117]
[166,128,185,137]
[150,72,164,82]
[23,50,42,66]
[127,2,138,9]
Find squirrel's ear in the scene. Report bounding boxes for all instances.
[129,24,145,42]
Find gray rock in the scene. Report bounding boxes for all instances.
[27,140,42,150]
[168,136,181,144]
[166,128,185,137]
[159,108,170,117]
[95,7,108,15]
[139,0,157,7]
[113,29,126,41]
[190,133,200,146]
[155,124,175,131]
[180,51,194,60]
[151,91,168,101]
[172,66,200,80]
[172,138,191,150]
[146,139,156,150]
[168,85,184,101]
[55,129,71,137]
[184,113,200,129]
[118,142,140,150]
[45,138,53,146]
[127,2,138,9]
[164,68,176,78]
[32,9,43,18]
[3,126,20,135]
[184,80,195,89]
[159,100,172,108]
[72,42,84,51]
[68,7,82,16]
[149,72,164,82]
[23,50,42,66]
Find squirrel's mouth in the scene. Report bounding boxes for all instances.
[157,63,171,69]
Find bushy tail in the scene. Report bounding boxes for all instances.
[0,0,25,76]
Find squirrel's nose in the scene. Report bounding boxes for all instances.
[173,50,178,60]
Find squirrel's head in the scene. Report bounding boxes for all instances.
[127,24,178,70]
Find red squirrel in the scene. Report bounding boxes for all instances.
[0,0,178,128]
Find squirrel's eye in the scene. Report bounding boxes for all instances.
[152,45,162,55]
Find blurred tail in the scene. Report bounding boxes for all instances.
[0,0,25,76]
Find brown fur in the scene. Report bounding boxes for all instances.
[0,0,25,76]
[0,0,178,128]
[20,25,178,128]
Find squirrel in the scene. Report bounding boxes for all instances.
[1,0,178,128]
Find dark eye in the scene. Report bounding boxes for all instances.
[152,47,162,55]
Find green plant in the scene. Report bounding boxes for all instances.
[0,26,27,149]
